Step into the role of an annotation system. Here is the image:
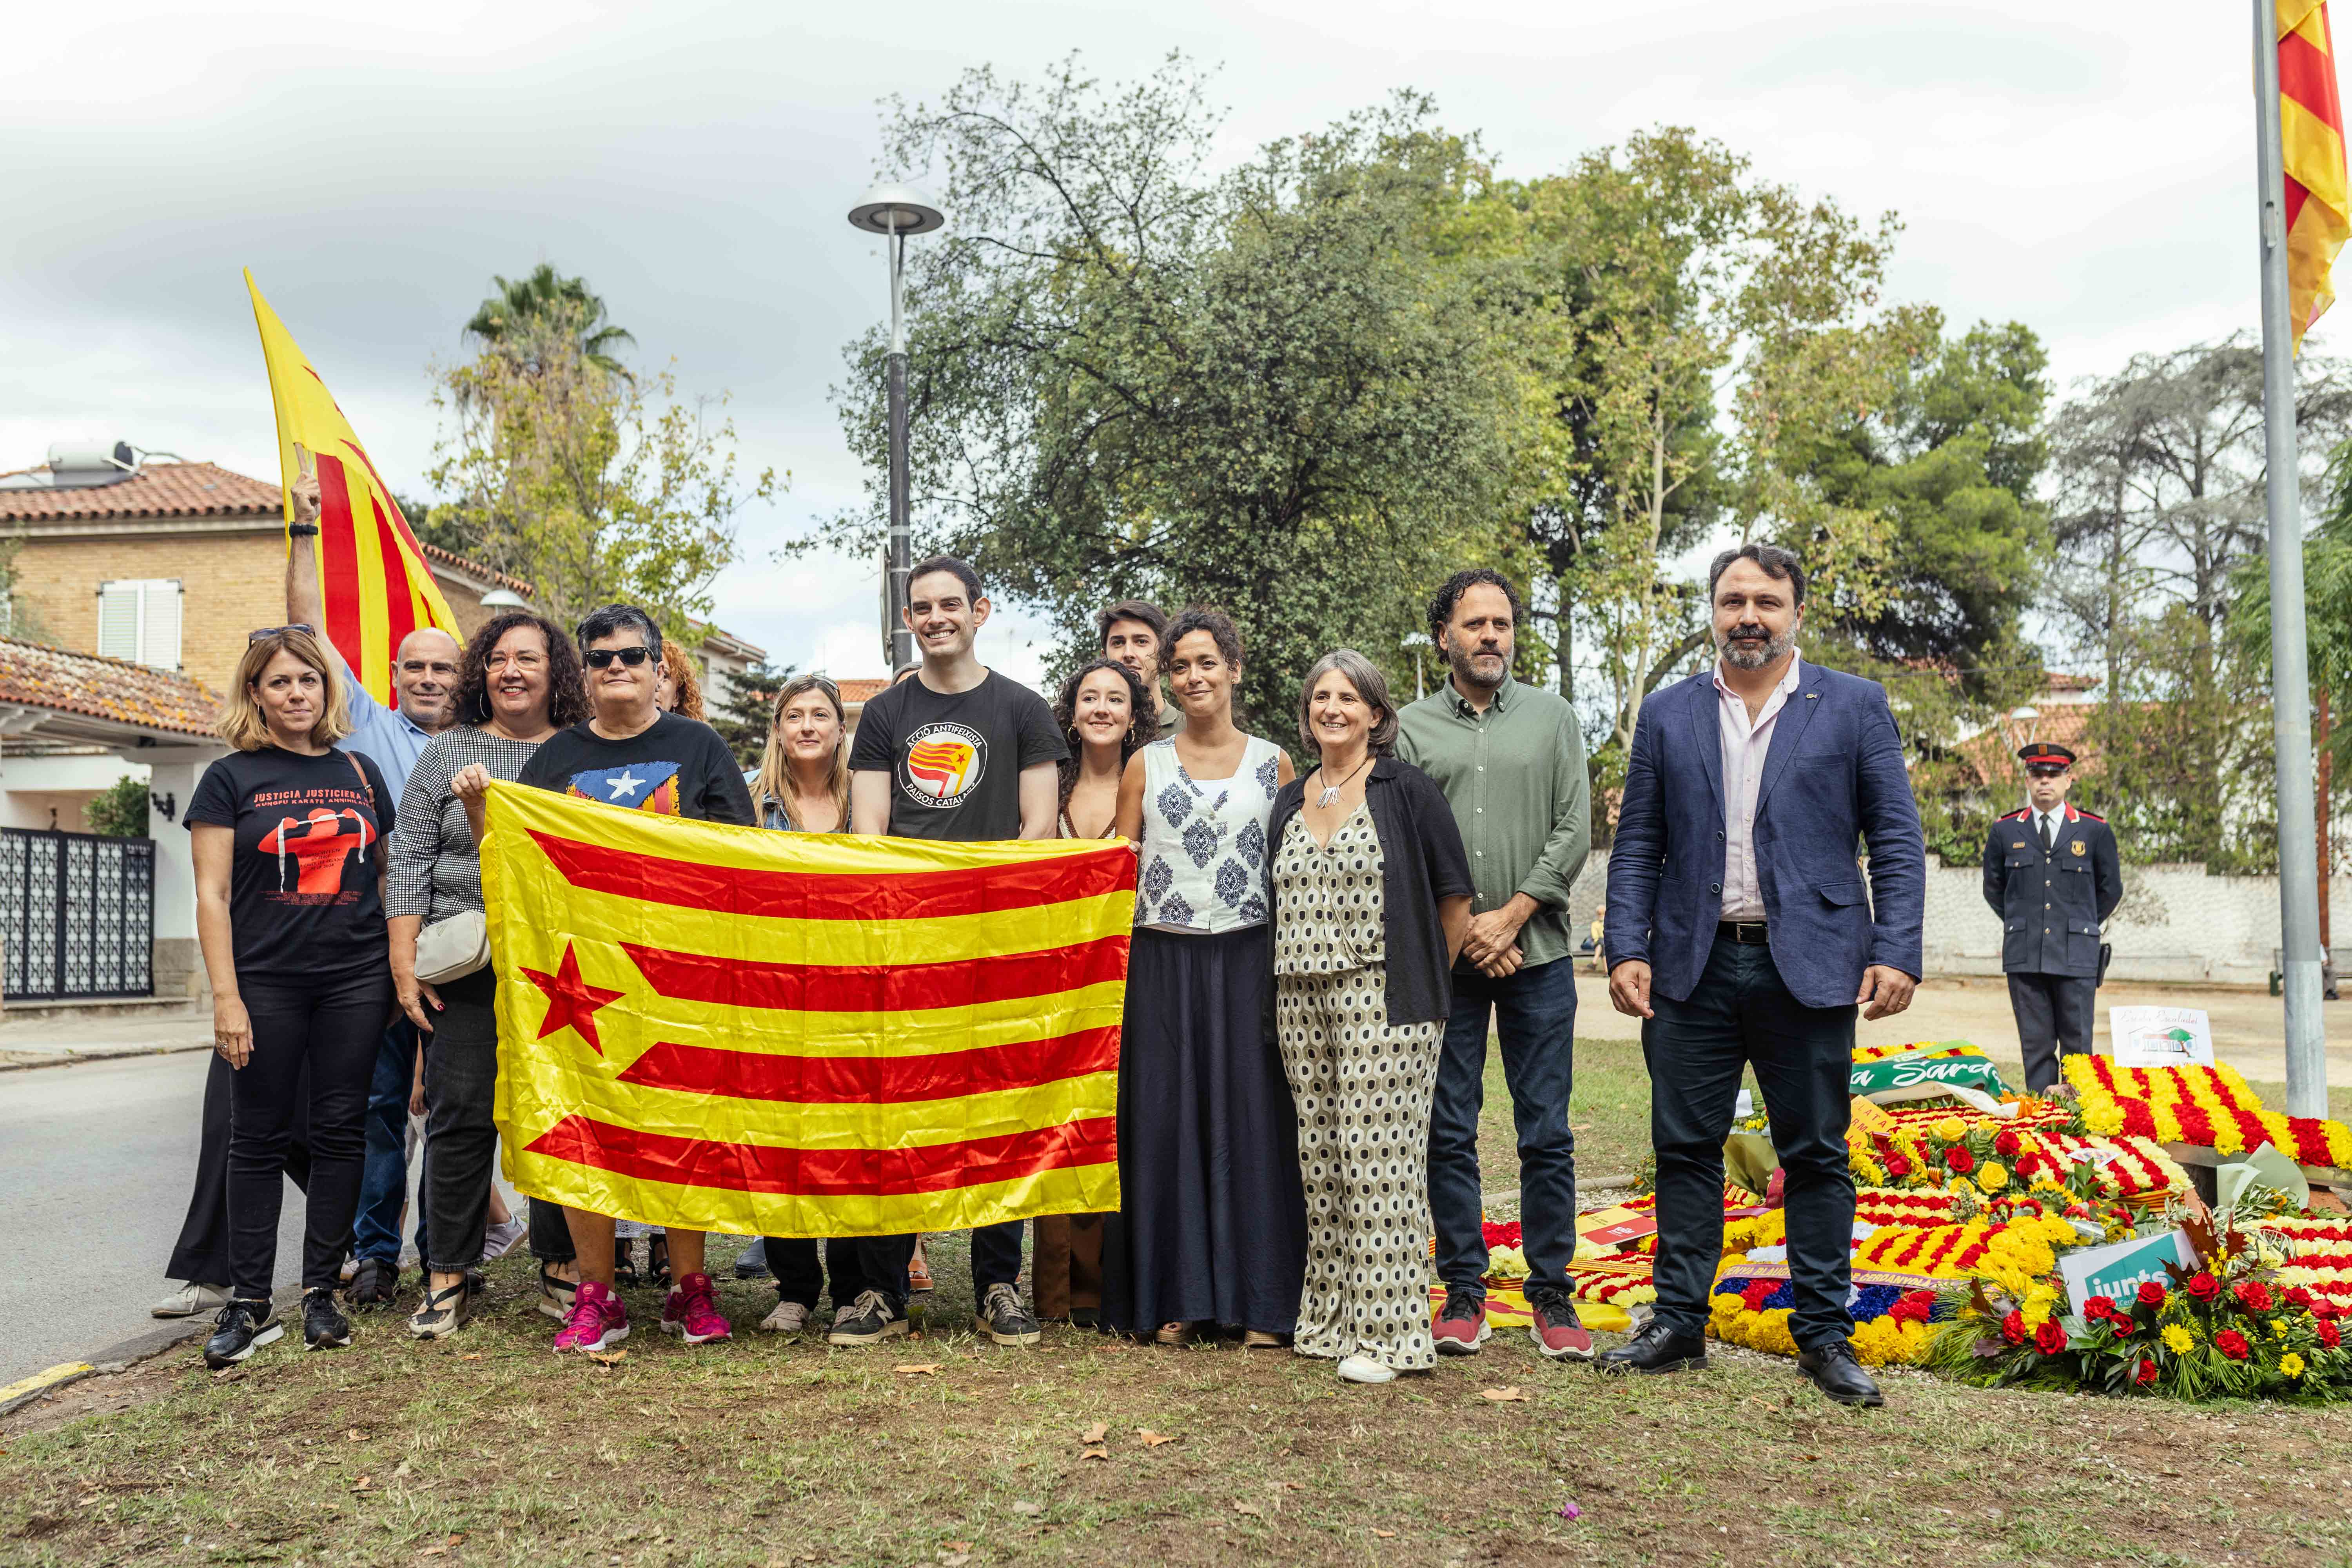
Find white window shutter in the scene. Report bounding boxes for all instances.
[143,581,182,669]
[96,582,140,661]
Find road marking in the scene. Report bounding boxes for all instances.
[0,1361,94,1414]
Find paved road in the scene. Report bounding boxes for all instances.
[0,1051,311,1384]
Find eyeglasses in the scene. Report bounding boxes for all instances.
[248,624,315,642]
[584,645,655,668]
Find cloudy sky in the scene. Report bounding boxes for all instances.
[0,0,2284,687]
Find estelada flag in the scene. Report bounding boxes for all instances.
[2280,1,2352,351]
[480,782,1132,1236]
[246,271,462,704]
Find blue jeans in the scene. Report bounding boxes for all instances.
[351,1019,424,1266]
[1427,956,1577,1300]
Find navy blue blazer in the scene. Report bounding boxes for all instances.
[1602,659,1926,1009]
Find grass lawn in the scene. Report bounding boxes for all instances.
[7,1038,2352,1568]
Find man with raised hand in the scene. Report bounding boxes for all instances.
[1599,543,1924,1408]
[849,556,1067,1349]
[1397,568,1592,1363]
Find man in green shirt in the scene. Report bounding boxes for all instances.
[1397,568,1593,1363]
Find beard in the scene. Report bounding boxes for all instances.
[1717,621,1794,671]
[1443,638,1509,690]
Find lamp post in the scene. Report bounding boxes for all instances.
[848,183,945,674]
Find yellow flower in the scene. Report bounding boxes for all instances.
[2270,1318,2288,1339]
[1935,1117,1967,1141]
[1977,1162,2009,1193]
[2162,1324,2195,1355]
[2281,1352,2307,1379]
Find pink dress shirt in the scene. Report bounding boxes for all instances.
[1714,652,1802,922]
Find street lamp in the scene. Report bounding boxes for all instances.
[848,181,945,674]
[1401,632,1433,701]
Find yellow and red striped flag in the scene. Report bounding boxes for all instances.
[480,782,1132,1236]
[246,271,462,704]
[2280,0,2352,351]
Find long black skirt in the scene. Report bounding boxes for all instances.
[1102,925,1306,1334]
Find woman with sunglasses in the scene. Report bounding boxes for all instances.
[454,604,753,1354]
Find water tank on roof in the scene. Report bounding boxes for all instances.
[45,441,138,486]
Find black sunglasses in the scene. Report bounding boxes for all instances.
[584,644,655,668]
[248,624,315,642]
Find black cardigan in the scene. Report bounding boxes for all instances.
[1266,757,1474,1027]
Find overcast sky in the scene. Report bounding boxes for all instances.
[0,0,2283,688]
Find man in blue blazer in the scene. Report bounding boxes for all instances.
[1597,543,1925,1407]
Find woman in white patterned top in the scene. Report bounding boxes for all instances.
[1105,607,1307,1347]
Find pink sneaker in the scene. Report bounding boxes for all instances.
[661,1272,732,1344]
[552,1279,629,1354]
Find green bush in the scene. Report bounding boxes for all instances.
[84,775,149,838]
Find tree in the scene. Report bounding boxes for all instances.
[84,774,147,837]
[709,660,798,768]
[820,58,1516,721]
[466,263,637,377]
[427,305,779,640]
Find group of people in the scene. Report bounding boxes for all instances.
[156,494,1944,1405]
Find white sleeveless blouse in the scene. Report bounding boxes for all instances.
[1134,734,1283,934]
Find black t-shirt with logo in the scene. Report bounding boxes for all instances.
[186,745,396,980]
[515,711,756,826]
[848,670,1067,841]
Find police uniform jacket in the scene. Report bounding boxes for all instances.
[1980,803,2121,978]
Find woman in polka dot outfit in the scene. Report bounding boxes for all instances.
[1265,649,1472,1384]
[1105,607,1306,1345]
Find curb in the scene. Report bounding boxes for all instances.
[0,1043,211,1076]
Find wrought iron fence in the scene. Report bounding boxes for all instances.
[0,828,154,1000]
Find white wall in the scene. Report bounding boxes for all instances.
[0,753,145,831]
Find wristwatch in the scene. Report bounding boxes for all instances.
[287,522,320,537]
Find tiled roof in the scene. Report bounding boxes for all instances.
[1958,704,2105,788]
[0,461,279,523]
[419,541,532,596]
[838,678,887,707]
[0,637,221,737]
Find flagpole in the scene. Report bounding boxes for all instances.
[2255,0,2331,1118]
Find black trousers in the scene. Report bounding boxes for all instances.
[420,968,502,1274]
[2007,971,2095,1094]
[167,1052,311,1286]
[1643,933,1857,1352]
[760,1235,913,1310]
[228,970,392,1298]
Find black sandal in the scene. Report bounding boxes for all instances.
[613,1236,641,1287]
[646,1232,672,1289]
[538,1261,578,1321]
[407,1279,470,1340]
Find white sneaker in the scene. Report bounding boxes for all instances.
[1337,1355,1398,1385]
[479,1217,528,1262]
[759,1299,811,1334]
[153,1281,229,1318]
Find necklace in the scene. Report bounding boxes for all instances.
[1314,755,1371,809]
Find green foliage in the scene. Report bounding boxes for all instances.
[709,660,797,770]
[466,263,637,377]
[822,60,1515,723]
[428,303,780,641]
[84,775,148,838]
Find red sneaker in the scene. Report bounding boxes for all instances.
[1529,1290,1593,1361]
[1433,1289,1491,1356]
[661,1272,733,1345]
[552,1279,629,1354]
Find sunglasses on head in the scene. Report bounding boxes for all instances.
[584,645,656,668]
[248,624,315,642]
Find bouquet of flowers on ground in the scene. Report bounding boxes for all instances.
[1924,1203,2352,1400]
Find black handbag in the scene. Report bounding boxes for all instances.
[2097,942,2113,987]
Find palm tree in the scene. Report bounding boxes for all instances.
[465,263,635,376]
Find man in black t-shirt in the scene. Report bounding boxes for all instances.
[455,604,753,1356]
[845,555,1067,1349]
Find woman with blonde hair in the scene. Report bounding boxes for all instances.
[190,626,398,1368]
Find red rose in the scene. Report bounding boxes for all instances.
[2109,1316,2134,1338]
[2186,1272,2221,1304]
[2137,1280,2168,1308]
[1994,1128,2021,1156]
[2033,1319,2068,1356]
[1945,1146,1976,1175]
[2317,1303,2343,1321]
[2083,1296,2114,1321]
[2215,1329,2251,1360]
[2134,1358,2158,1387]
[2001,1309,2027,1346]
[2284,1286,2316,1312]
[1884,1154,1913,1178]
[2235,1281,2273,1314]
[2016,1152,2042,1177]
[2319,1320,2343,1349]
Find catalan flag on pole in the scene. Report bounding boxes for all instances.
[479,782,1132,1236]
[246,271,462,704]
[2280,0,2352,352]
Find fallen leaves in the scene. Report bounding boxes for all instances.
[586,1349,627,1367]
[1232,1502,1263,1517]
[1374,1529,1397,1539]
[1479,1387,1530,1402]
[350,1476,372,1493]
[894,1364,943,1376]
[460,1353,482,1362]
[1078,1421,1108,1444]
[1136,1429,1176,1447]
[1079,1447,1109,1463]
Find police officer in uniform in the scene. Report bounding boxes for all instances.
[1983,742,2123,1092]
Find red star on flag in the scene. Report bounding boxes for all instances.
[519,941,625,1055]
